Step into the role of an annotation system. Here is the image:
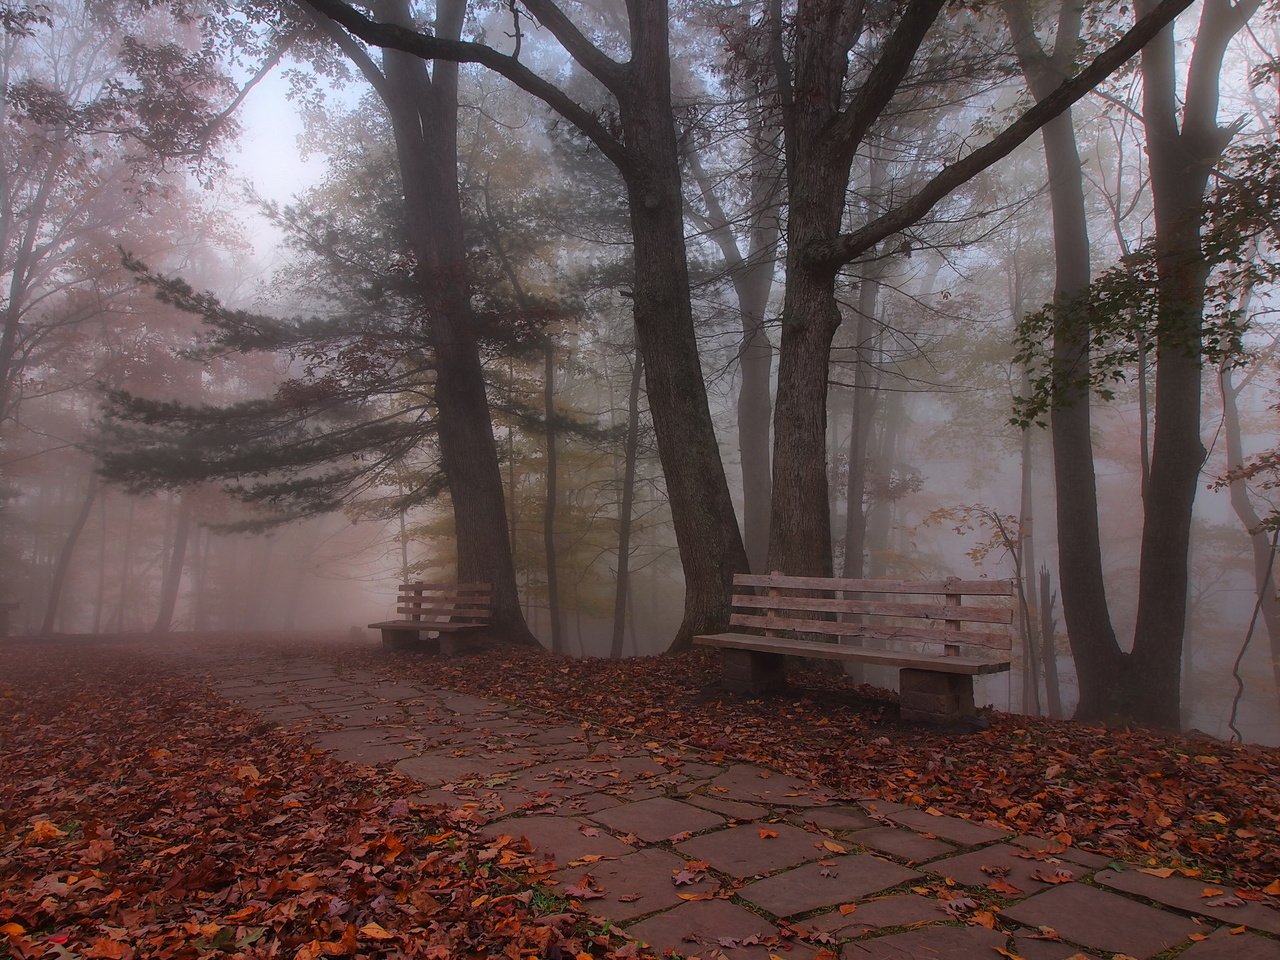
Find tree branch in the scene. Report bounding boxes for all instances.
[292,0,631,173]
[819,0,1197,270]
[519,0,627,93]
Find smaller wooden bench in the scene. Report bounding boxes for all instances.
[695,574,1014,723]
[0,602,18,638]
[370,582,492,655]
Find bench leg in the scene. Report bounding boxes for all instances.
[437,634,462,657]
[381,628,420,651]
[899,669,975,723]
[721,649,785,695]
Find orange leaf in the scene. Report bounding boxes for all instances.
[988,878,1025,896]
[1201,887,1226,898]
[1230,926,1247,934]
[1137,867,1174,878]
[759,828,778,839]
[0,923,25,937]
[360,923,394,941]
[678,891,715,901]
[26,820,66,844]
[837,903,858,915]
[994,948,1026,960]
[1263,879,1280,896]
[822,839,847,854]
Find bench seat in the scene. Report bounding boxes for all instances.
[371,582,492,654]
[695,573,1015,723]
[697,632,1010,675]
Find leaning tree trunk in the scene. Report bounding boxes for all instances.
[1221,367,1280,706]
[378,0,534,642]
[619,7,749,647]
[543,341,563,653]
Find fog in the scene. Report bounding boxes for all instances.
[2,0,1278,746]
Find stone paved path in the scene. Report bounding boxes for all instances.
[205,655,1280,960]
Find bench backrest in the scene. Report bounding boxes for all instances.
[730,573,1014,657]
[397,582,492,624]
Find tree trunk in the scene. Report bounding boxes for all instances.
[40,471,99,635]
[375,1,533,642]
[1039,566,1064,718]
[841,275,881,581]
[152,493,192,634]
[619,6,748,647]
[1127,0,1257,727]
[1003,0,1128,719]
[543,342,563,653]
[611,354,643,659]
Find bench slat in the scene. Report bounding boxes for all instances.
[369,619,487,632]
[733,574,1012,596]
[728,612,1012,650]
[399,582,491,595]
[396,602,490,614]
[731,593,1012,625]
[695,633,1010,675]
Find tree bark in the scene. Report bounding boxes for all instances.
[152,493,192,634]
[611,354,643,659]
[1127,0,1258,727]
[40,471,99,635]
[543,342,563,653]
[374,0,533,642]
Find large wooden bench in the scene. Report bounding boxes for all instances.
[695,573,1014,723]
[369,582,492,655]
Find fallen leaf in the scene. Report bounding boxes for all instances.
[759,828,778,839]
[359,923,394,940]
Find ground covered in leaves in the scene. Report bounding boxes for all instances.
[335,641,1280,890]
[0,644,650,960]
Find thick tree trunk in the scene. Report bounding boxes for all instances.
[1126,0,1256,727]
[611,354,643,659]
[152,493,192,634]
[619,7,748,647]
[40,471,99,635]
[379,0,533,642]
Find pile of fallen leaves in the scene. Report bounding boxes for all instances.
[341,643,1280,889]
[0,645,649,960]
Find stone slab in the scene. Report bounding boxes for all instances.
[1012,937,1104,960]
[704,764,832,807]
[790,805,876,833]
[553,847,717,922]
[885,808,1010,846]
[676,822,823,879]
[394,753,496,786]
[738,854,918,918]
[1001,883,1201,958]
[803,893,941,936]
[926,843,1082,897]
[1096,867,1280,935]
[1012,836,1111,869]
[481,814,632,866]
[625,898,812,960]
[1178,927,1280,960]
[847,825,954,863]
[684,793,770,821]
[588,796,726,843]
[841,925,1005,960]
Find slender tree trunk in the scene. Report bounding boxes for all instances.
[1038,566,1064,718]
[841,274,882,580]
[865,391,902,579]
[611,354,643,659]
[40,471,99,635]
[152,494,192,634]
[543,342,563,653]
[92,491,108,633]
[111,495,136,632]
[1003,0,1128,718]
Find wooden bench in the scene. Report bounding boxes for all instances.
[0,602,17,639]
[695,573,1014,723]
[369,582,492,654]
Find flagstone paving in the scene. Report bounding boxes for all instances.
[206,655,1280,960]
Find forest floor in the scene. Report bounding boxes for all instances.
[2,633,1279,960]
